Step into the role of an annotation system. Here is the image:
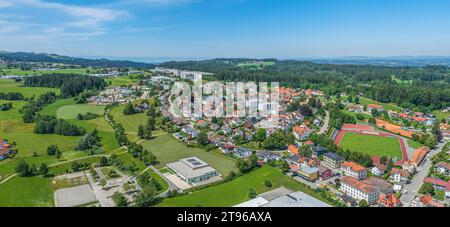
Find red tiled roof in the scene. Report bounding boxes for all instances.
[288,145,299,155]
[391,168,410,177]
[342,161,367,172]
[341,176,375,194]
[423,177,450,188]
[409,147,430,165]
[368,104,383,109]
[435,162,450,171]
[377,193,401,207]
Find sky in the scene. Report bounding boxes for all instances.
[1,0,450,60]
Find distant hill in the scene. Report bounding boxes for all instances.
[0,51,155,68]
[303,56,450,67]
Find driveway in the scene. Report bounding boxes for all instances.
[400,141,447,206]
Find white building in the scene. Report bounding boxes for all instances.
[341,162,367,180]
[167,157,221,185]
[340,176,378,205]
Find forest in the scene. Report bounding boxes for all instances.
[23,74,106,97]
[160,59,450,111]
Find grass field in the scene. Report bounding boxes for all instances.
[433,110,450,122]
[0,176,54,207]
[40,98,75,116]
[339,132,403,159]
[140,134,237,175]
[105,76,134,87]
[110,105,148,134]
[57,104,105,119]
[0,79,59,98]
[359,97,402,112]
[157,166,331,207]
[0,68,90,76]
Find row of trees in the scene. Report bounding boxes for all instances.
[0,92,23,100]
[34,115,86,136]
[21,92,58,123]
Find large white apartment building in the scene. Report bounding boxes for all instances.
[340,176,393,205]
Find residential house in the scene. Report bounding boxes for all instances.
[181,126,200,139]
[233,147,253,159]
[322,152,343,169]
[293,125,312,141]
[367,104,384,112]
[377,193,402,207]
[218,143,237,154]
[411,195,445,207]
[423,177,450,191]
[371,165,387,177]
[390,168,409,183]
[256,151,281,163]
[347,104,364,113]
[288,144,299,155]
[341,162,368,180]
[0,139,12,161]
[435,162,450,176]
[409,147,430,167]
[311,145,328,157]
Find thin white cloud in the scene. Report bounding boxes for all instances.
[0,0,13,8]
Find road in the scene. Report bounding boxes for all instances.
[400,141,447,207]
[319,111,330,135]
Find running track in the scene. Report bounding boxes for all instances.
[334,124,409,163]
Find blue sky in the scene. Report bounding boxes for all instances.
[1,0,450,59]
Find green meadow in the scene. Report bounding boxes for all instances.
[157,166,331,207]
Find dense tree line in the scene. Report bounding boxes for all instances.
[160,59,450,111]
[0,92,23,100]
[75,129,102,152]
[23,74,106,97]
[0,102,12,111]
[34,115,86,136]
[21,92,58,123]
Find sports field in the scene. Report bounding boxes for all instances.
[140,134,237,175]
[157,166,332,207]
[339,132,403,159]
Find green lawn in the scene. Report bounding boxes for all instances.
[0,79,59,98]
[359,97,402,112]
[105,76,134,87]
[57,104,105,119]
[0,68,90,76]
[0,176,54,207]
[40,98,75,116]
[407,139,423,149]
[433,110,450,122]
[157,166,331,207]
[140,134,237,175]
[110,105,148,134]
[0,100,27,121]
[339,132,403,159]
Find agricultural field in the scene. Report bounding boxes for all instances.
[56,104,105,119]
[157,166,331,207]
[140,134,237,175]
[105,76,134,87]
[0,68,90,76]
[0,79,59,98]
[339,132,403,159]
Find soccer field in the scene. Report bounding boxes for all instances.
[339,132,403,159]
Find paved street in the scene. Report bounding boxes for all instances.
[400,141,447,206]
[318,111,330,135]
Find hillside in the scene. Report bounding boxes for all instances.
[0,51,155,68]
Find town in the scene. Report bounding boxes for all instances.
[1,52,448,208]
